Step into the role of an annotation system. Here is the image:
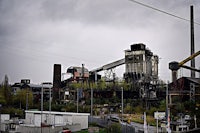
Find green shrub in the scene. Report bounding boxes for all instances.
[1,107,23,118]
[107,123,121,133]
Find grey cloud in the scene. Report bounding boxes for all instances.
[1,0,196,31]
[0,0,200,83]
[40,0,159,27]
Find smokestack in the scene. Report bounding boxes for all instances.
[53,64,61,101]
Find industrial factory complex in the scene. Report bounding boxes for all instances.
[1,43,200,133]
[14,44,160,106]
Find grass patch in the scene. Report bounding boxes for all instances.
[125,113,156,126]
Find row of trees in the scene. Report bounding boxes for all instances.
[69,79,134,91]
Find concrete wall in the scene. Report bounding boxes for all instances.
[17,124,81,133]
[72,115,88,129]
[18,125,65,133]
[25,111,89,130]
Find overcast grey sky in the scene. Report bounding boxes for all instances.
[0,0,200,84]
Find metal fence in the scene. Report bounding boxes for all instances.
[121,123,136,133]
[89,116,108,127]
[89,116,136,133]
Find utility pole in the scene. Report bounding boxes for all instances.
[77,64,85,113]
[194,115,197,128]
[41,83,43,133]
[77,88,79,113]
[190,5,195,78]
[166,83,168,132]
[0,104,2,132]
[26,88,29,110]
[49,86,51,112]
[166,82,171,133]
[121,87,123,123]
[49,86,52,128]
[91,71,96,122]
[156,111,158,133]
[166,83,168,115]
[91,85,93,121]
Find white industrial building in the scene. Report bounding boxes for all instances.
[24,110,90,130]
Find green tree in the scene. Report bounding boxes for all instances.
[97,79,106,90]
[0,94,6,105]
[158,100,166,112]
[0,75,13,106]
[14,89,33,109]
[124,104,133,114]
[120,80,131,90]
[1,107,23,118]
[70,82,82,89]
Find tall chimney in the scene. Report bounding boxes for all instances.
[53,64,61,101]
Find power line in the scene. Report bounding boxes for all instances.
[129,0,200,25]
[0,39,119,68]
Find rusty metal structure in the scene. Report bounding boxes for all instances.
[124,43,159,83]
[67,65,89,82]
[169,51,200,83]
[168,50,200,105]
[89,43,159,84]
[90,59,125,82]
[123,44,159,109]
